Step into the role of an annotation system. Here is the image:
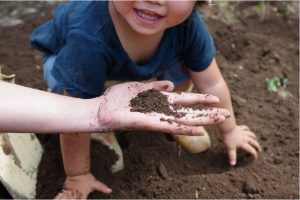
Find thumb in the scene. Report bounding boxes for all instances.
[92,180,112,194]
[148,80,174,92]
[228,148,237,166]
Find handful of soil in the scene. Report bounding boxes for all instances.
[130,89,206,118]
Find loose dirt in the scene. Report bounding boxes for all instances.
[0,2,298,199]
[130,89,183,117]
[130,88,206,118]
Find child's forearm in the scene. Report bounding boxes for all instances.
[0,81,100,133]
[190,59,237,134]
[193,78,237,134]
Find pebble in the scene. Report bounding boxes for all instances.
[232,94,247,105]
[157,163,169,180]
[273,156,283,164]
[0,17,23,27]
[242,181,258,194]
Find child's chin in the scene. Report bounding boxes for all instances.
[132,26,163,36]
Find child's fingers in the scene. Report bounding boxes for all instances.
[248,138,262,152]
[240,125,250,130]
[228,148,237,166]
[92,180,112,194]
[163,91,220,104]
[247,131,257,140]
[240,125,257,139]
[241,143,258,159]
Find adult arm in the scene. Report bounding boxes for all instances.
[0,80,230,135]
[0,81,99,133]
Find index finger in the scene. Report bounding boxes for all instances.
[228,148,237,166]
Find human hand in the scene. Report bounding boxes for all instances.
[96,80,230,136]
[222,125,262,166]
[54,172,112,199]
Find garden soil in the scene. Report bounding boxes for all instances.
[0,2,298,199]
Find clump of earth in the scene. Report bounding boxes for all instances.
[130,89,206,118]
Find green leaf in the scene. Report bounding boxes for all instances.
[266,77,281,92]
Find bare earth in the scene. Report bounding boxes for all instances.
[0,2,298,199]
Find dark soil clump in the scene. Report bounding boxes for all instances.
[130,89,206,118]
[130,89,184,118]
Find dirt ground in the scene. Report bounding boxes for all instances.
[0,1,299,199]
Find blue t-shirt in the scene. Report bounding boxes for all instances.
[30,1,215,98]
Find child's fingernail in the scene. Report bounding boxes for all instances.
[104,187,112,193]
[230,160,236,165]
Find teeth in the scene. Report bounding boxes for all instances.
[137,10,159,21]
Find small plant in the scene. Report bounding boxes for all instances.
[281,2,298,18]
[283,4,291,17]
[254,1,270,22]
[265,76,288,92]
[216,1,238,25]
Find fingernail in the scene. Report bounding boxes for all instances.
[105,188,112,193]
[230,160,236,166]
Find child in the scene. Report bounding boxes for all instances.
[0,80,227,134]
[30,1,261,198]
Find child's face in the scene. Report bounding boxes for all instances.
[111,0,196,35]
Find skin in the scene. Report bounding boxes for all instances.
[0,81,99,133]
[56,81,230,199]
[109,0,196,64]
[56,0,261,198]
[57,1,200,199]
[190,58,261,165]
[0,80,229,134]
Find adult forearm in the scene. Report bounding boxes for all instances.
[0,81,100,133]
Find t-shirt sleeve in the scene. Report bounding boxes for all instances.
[51,29,109,98]
[30,5,66,55]
[182,11,216,72]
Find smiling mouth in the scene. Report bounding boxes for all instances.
[135,9,163,22]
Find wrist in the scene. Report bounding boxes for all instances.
[66,171,91,177]
[217,120,237,135]
[85,96,106,133]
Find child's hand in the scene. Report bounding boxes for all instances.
[54,172,112,199]
[96,80,230,136]
[222,125,262,166]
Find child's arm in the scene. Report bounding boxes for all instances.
[190,58,261,165]
[0,80,229,135]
